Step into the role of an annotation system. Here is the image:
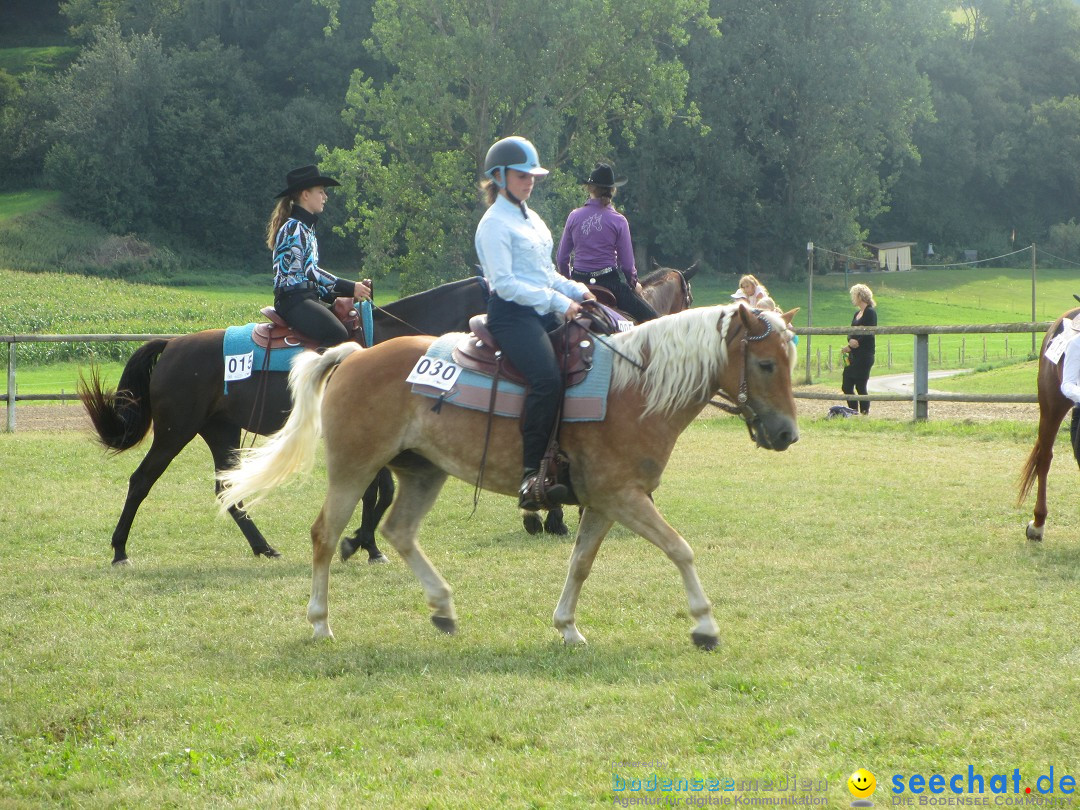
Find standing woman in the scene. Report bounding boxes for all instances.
[556,163,658,322]
[268,164,371,346]
[841,283,877,415]
[474,136,594,510]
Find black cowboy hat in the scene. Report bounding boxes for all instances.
[275,164,341,198]
[584,162,627,188]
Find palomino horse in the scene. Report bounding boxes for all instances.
[80,277,489,566]
[1018,305,1080,540]
[218,303,799,649]
[530,262,698,536]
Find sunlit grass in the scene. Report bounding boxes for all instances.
[1,417,1077,807]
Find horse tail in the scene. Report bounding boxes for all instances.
[1017,439,1041,506]
[217,343,363,513]
[78,339,169,452]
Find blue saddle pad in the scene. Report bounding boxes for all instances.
[222,323,302,392]
[410,332,613,422]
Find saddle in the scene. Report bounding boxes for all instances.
[453,313,603,388]
[251,299,360,351]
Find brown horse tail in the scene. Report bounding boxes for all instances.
[78,339,170,452]
[1016,439,1042,506]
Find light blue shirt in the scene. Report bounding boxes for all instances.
[475,195,589,317]
[1061,330,1080,404]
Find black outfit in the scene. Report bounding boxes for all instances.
[485,295,564,470]
[842,305,877,414]
[569,269,659,323]
[1071,406,1080,468]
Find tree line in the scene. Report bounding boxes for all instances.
[2,0,1080,291]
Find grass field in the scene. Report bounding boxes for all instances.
[1,415,1078,808]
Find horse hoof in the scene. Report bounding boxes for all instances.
[368,553,389,565]
[340,541,358,562]
[258,547,282,559]
[544,519,570,537]
[111,557,132,567]
[431,616,457,635]
[522,512,543,535]
[691,632,719,651]
[1026,520,1045,541]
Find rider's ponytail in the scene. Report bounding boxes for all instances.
[265,196,296,250]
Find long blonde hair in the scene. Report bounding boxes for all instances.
[850,283,876,308]
[265,195,298,250]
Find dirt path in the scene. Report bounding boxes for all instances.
[7,391,1041,435]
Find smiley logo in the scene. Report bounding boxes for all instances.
[847,768,877,799]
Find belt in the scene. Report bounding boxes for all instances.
[570,266,617,278]
[276,281,316,294]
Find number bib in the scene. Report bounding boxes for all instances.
[405,355,463,391]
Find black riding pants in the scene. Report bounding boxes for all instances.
[572,270,659,323]
[485,296,563,471]
[841,354,875,414]
[1071,406,1080,468]
[274,290,350,346]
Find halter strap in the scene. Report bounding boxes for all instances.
[708,309,777,445]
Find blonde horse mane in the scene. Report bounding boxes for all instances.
[609,305,794,417]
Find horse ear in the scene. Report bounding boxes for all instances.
[682,262,699,281]
[781,307,799,325]
[736,301,754,330]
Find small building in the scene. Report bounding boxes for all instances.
[864,241,916,271]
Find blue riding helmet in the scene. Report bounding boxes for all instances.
[483,136,549,188]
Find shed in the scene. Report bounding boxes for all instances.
[864,241,916,272]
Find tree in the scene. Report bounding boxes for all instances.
[630,0,937,279]
[320,0,717,292]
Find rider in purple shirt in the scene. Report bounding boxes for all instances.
[556,164,658,323]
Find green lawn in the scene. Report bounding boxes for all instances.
[0,45,79,74]
[1,417,1077,807]
[0,190,61,223]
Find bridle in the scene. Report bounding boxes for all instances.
[708,309,779,447]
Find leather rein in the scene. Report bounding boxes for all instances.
[708,310,778,446]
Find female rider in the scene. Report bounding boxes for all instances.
[474,136,594,510]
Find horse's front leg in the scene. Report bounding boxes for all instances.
[553,507,614,645]
[613,492,720,650]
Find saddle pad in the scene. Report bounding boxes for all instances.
[410,332,613,421]
[222,324,301,391]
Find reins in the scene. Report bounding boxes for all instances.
[707,310,776,445]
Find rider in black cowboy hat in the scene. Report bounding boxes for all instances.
[556,162,659,324]
[266,164,372,346]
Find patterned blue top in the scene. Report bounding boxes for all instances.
[272,206,352,300]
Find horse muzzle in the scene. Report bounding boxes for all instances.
[749,412,799,451]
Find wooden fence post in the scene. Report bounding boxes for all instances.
[914,333,929,421]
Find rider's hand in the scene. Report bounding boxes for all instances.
[354,280,372,301]
[564,300,585,321]
[635,282,644,294]
[581,291,596,302]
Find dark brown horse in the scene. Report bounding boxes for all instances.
[80,277,489,566]
[219,304,799,649]
[1018,305,1080,540]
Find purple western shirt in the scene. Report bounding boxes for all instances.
[556,198,638,286]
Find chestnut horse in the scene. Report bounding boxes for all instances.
[218,304,799,649]
[1018,305,1080,540]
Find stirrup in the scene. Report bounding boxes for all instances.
[518,470,569,511]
